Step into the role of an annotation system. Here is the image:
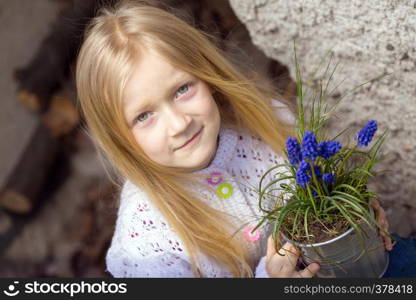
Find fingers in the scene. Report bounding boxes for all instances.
[297,263,320,278]
[377,208,386,224]
[266,235,276,261]
[278,242,300,267]
[378,212,389,233]
[378,216,392,251]
[370,198,381,209]
[371,199,389,230]
[265,235,320,278]
[371,200,393,251]
[380,226,393,251]
[266,234,282,261]
[266,240,301,277]
[372,199,386,228]
[384,237,394,251]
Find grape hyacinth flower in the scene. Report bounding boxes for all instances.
[295,161,311,187]
[313,165,322,178]
[318,141,342,159]
[323,173,335,184]
[301,131,319,162]
[356,120,377,147]
[286,136,302,167]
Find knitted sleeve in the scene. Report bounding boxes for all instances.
[105,181,195,278]
[255,256,270,278]
[250,97,294,279]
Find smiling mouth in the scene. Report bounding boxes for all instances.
[176,128,202,150]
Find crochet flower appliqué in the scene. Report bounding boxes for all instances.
[206,171,223,186]
[243,226,262,242]
[216,183,233,199]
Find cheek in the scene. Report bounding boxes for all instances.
[205,98,220,124]
[193,92,219,119]
[132,129,169,161]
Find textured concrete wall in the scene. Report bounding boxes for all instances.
[229,0,416,236]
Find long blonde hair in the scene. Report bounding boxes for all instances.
[76,0,295,277]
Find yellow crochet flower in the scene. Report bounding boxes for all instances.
[216,183,233,199]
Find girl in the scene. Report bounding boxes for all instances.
[76,0,393,278]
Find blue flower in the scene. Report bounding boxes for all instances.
[313,165,322,178]
[356,120,377,147]
[286,136,302,167]
[301,131,319,162]
[318,141,342,159]
[295,161,311,187]
[323,173,335,184]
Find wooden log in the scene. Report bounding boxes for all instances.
[14,0,119,113]
[0,211,13,235]
[0,123,62,214]
[16,90,42,112]
[69,181,117,275]
[41,91,80,137]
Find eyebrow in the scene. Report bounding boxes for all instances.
[126,73,190,123]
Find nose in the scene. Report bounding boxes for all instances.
[164,105,192,136]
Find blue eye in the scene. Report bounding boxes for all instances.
[175,83,189,98]
[135,112,152,124]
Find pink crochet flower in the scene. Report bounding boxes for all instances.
[206,171,223,186]
[243,226,261,242]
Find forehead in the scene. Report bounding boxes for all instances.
[123,48,188,115]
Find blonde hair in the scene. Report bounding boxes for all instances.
[76,0,295,277]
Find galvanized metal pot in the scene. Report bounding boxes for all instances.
[281,208,389,278]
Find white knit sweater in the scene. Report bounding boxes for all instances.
[105,99,295,278]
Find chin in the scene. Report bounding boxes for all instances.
[196,140,216,169]
[182,144,215,171]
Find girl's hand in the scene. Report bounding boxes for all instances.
[265,234,320,278]
[370,198,394,251]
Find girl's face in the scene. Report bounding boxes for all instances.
[123,48,221,172]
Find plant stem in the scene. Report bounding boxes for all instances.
[336,145,358,179]
[306,184,319,215]
[309,160,324,198]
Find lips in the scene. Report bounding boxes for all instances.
[176,128,202,150]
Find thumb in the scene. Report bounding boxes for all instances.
[299,263,320,278]
[370,197,380,208]
[266,234,282,261]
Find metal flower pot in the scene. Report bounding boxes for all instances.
[281,208,389,278]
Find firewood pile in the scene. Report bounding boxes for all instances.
[0,0,294,277]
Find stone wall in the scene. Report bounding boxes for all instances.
[229,0,416,237]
